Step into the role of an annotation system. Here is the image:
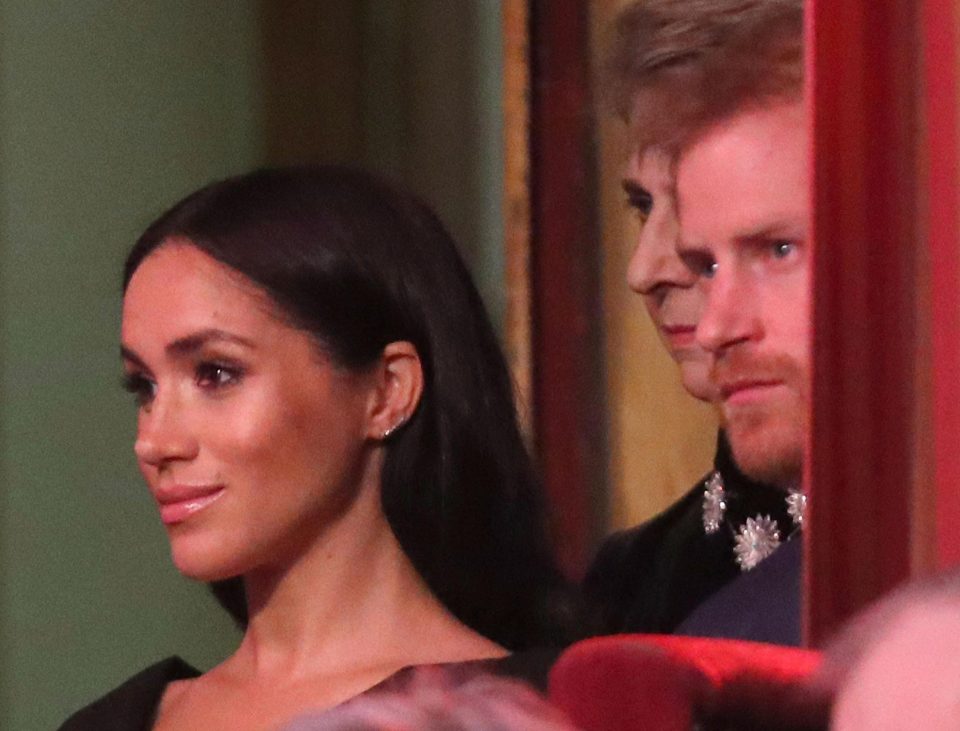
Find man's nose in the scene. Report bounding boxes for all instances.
[626,215,696,294]
[696,267,762,354]
[134,390,199,467]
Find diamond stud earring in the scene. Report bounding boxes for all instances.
[381,419,406,440]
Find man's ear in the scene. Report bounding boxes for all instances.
[366,341,423,441]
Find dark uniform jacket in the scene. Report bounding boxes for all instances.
[584,433,801,645]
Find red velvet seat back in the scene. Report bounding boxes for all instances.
[549,635,827,730]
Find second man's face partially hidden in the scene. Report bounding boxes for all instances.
[676,101,810,488]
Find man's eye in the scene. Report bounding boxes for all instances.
[681,252,718,279]
[195,362,242,389]
[772,240,797,259]
[122,373,156,407]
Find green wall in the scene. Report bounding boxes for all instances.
[0,2,504,728]
[363,0,505,327]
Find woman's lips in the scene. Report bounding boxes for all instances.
[155,485,225,525]
[660,324,698,350]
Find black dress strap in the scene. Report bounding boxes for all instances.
[58,656,200,731]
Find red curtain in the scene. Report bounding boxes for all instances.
[808,0,960,643]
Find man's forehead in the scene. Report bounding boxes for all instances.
[675,102,808,175]
[673,103,809,245]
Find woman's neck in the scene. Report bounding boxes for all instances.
[224,481,506,682]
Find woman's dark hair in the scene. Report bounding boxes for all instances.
[124,166,576,650]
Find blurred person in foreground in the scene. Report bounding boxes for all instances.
[282,667,579,731]
[815,573,960,730]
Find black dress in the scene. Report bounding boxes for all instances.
[58,650,559,731]
[583,433,801,645]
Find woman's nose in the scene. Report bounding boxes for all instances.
[626,213,696,295]
[134,392,199,467]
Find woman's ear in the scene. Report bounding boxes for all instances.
[366,341,423,441]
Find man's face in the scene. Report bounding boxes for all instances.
[675,101,809,487]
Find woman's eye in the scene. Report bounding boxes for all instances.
[625,190,653,224]
[122,373,156,407]
[195,362,242,390]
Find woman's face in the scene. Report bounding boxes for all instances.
[624,146,716,402]
[121,242,380,580]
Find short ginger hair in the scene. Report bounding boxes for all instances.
[603,0,805,155]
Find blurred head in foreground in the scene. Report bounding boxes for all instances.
[282,668,579,731]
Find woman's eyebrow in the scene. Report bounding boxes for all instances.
[120,345,146,369]
[166,329,257,356]
[120,329,257,366]
[621,179,651,199]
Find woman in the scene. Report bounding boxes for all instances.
[61,167,573,730]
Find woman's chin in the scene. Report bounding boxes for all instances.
[168,541,245,582]
[172,558,230,582]
[678,360,717,403]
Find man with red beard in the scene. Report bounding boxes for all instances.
[677,101,808,493]
[585,0,806,643]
